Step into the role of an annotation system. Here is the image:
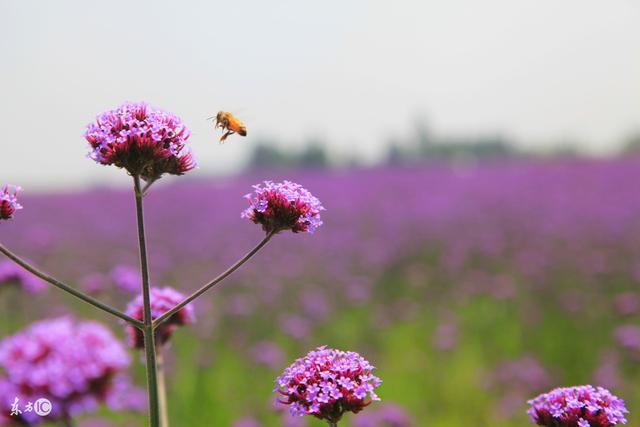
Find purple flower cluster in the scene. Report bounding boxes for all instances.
[241,181,324,234]
[0,317,130,424]
[0,186,21,221]
[527,385,628,427]
[124,287,195,348]
[275,346,381,423]
[84,102,195,181]
[0,261,46,294]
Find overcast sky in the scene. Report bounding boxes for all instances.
[1,0,639,189]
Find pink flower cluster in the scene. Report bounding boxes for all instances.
[527,385,628,427]
[0,317,130,425]
[242,181,324,234]
[84,102,195,181]
[124,287,195,349]
[0,261,46,294]
[0,186,21,221]
[275,346,381,423]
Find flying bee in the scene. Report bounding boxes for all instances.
[209,111,247,143]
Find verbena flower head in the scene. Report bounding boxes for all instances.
[527,385,628,427]
[275,346,381,424]
[0,317,130,424]
[241,181,324,234]
[0,260,47,294]
[0,185,22,221]
[84,102,195,181]
[124,286,195,349]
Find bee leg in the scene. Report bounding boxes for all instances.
[220,130,235,143]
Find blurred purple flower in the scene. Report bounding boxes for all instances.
[124,286,195,349]
[352,403,412,427]
[110,265,142,293]
[0,261,46,294]
[278,315,311,340]
[613,325,640,353]
[0,185,21,221]
[432,322,458,352]
[527,385,628,426]
[77,420,113,427]
[250,341,285,369]
[298,289,331,321]
[275,346,381,423]
[0,317,130,424]
[232,417,262,427]
[241,181,324,234]
[105,376,147,413]
[79,273,108,295]
[282,414,307,427]
[613,292,639,316]
[592,352,623,391]
[84,102,195,181]
[345,276,372,304]
[485,356,552,419]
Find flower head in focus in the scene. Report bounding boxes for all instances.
[124,286,195,349]
[0,317,130,425]
[0,185,22,221]
[275,346,381,424]
[242,181,324,234]
[84,102,195,181]
[0,260,47,294]
[527,385,628,427]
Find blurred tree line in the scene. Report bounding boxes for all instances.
[247,140,330,170]
[385,121,518,165]
[245,120,640,171]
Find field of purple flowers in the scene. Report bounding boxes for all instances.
[2,157,640,426]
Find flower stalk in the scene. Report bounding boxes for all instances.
[133,175,161,427]
[157,349,170,427]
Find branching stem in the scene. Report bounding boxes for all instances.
[153,231,275,328]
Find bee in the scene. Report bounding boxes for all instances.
[210,111,247,143]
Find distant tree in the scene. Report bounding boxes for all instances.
[386,143,405,165]
[298,142,329,168]
[623,132,640,153]
[246,140,329,170]
[247,143,290,169]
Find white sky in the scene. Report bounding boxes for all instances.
[1,0,639,189]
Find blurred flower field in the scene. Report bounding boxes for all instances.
[1,157,640,426]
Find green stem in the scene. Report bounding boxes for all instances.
[60,413,75,427]
[153,230,275,328]
[0,243,143,328]
[157,349,170,427]
[134,175,161,427]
